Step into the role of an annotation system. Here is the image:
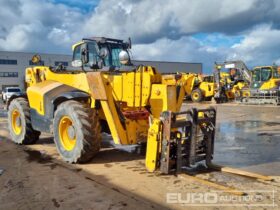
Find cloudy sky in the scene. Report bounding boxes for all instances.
[0,0,280,73]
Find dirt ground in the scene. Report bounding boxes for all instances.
[0,101,280,210]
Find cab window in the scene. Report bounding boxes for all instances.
[73,45,81,61]
[273,68,280,78]
[111,47,122,67]
[86,42,98,67]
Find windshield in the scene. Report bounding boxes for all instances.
[100,43,124,67]
[252,67,272,82]
[8,88,20,92]
[273,67,280,78]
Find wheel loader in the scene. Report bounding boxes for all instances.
[162,73,214,103]
[240,65,280,105]
[190,74,215,102]
[161,72,198,98]
[7,37,216,174]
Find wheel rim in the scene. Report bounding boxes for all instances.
[193,92,199,100]
[59,116,76,151]
[11,109,22,135]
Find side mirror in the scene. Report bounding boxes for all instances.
[119,50,130,65]
[81,44,89,64]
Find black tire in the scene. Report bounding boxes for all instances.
[191,88,203,102]
[205,96,212,101]
[214,92,228,104]
[8,98,41,144]
[53,100,101,163]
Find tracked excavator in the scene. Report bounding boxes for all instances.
[241,65,280,105]
[7,37,217,174]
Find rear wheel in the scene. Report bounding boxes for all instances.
[8,98,41,144]
[53,100,101,163]
[191,88,203,102]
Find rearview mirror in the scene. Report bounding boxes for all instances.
[119,50,130,65]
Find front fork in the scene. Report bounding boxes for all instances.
[145,108,216,174]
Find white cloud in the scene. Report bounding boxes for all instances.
[83,0,280,43]
[228,24,280,67]
[132,36,226,71]
[0,0,84,53]
[0,0,280,72]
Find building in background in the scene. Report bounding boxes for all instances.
[132,60,202,74]
[0,51,202,91]
[0,51,72,91]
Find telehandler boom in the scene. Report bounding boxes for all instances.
[7,37,216,174]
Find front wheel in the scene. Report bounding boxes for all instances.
[191,88,203,102]
[53,100,101,163]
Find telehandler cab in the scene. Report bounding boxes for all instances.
[7,37,216,174]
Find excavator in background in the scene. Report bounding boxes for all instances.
[169,61,280,105]
[6,37,216,174]
[161,60,251,104]
[240,65,280,105]
[182,60,251,103]
[213,60,251,103]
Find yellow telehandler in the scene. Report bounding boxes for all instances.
[7,37,216,174]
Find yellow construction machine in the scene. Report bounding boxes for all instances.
[163,60,251,104]
[213,61,251,103]
[190,74,215,102]
[162,73,214,102]
[240,65,280,105]
[161,72,198,98]
[7,37,216,174]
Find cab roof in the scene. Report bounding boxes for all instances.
[253,66,274,69]
[72,37,127,51]
[82,37,125,44]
